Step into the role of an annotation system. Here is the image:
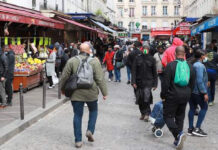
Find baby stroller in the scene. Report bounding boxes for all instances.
[149,101,165,138]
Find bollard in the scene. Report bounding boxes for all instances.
[58,72,61,99]
[19,83,24,120]
[42,68,46,108]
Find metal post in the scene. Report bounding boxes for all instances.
[58,72,61,99]
[42,68,46,108]
[19,83,24,120]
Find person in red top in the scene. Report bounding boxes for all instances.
[103,46,115,81]
[162,37,184,67]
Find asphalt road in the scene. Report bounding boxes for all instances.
[1,70,218,150]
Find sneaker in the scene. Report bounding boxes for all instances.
[86,130,94,142]
[187,128,194,136]
[108,79,111,82]
[75,141,82,148]
[208,102,214,106]
[192,128,207,137]
[144,115,149,122]
[48,86,53,89]
[174,131,186,150]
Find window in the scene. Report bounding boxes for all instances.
[151,6,156,16]
[129,8,135,17]
[174,6,179,15]
[118,8,123,17]
[44,0,47,9]
[32,0,36,9]
[142,25,148,30]
[118,21,123,27]
[163,6,168,15]
[142,6,147,16]
[129,22,135,30]
[118,0,123,2]
[129,0,134,2]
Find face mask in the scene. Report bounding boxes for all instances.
[203,57,208,63]
[130,48,133,51]
[70,46,73,49]
[144,49,148,54]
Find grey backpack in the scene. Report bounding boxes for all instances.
[76,56,94,89]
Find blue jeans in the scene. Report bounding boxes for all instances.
[126,66,131,81]
[114,66,121,81]
[71,100,98,142]
[108,71,113,79]
[188,93,208,129]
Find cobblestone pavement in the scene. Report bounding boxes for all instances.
[1,70,218,150]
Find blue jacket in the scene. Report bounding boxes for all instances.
[192,61,208,95]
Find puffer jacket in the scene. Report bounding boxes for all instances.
[0,51,8,78]
[162,38,184,67]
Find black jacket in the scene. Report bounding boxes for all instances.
[114,49,123,62]
[5,50,15,78]
[205,51,218,71]
[0,51,8,78]
[161,59,195,101]
[126,48,142,69]
[131,53,158,88]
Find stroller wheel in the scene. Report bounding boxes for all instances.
[154,129,163,138]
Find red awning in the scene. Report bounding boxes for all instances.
[0,2,64,29]
[96,29,108,38]
[57,17,96,31]
[151,28,172,37]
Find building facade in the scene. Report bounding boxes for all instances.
[183,0,218,18]
[114,0,183,40]
[0,0,116,24]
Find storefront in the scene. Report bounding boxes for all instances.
[0,2,64,92]
[150,27,172,41]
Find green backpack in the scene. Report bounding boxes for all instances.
[174,60,190,87]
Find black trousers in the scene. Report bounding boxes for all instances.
[47,76,53,86]
[163,99,187,140]
[139,102,151,115]
[5,78,13,103]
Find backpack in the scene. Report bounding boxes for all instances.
[174,60,190,87]
[76,56,94,89]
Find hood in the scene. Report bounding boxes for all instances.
[54,42,60,49]
[172,37,184,46]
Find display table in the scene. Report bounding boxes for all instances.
[13,67,43,92]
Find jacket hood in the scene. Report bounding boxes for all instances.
[172,37,184,46]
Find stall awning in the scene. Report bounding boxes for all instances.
[57,17,95,31]
[191,16,218,36]
[0,2,64,29]
[151,28,172,37]
[91,20,116,33]
[185,17,199,23]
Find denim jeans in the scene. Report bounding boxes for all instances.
[126,66,131,81]
[71,100,98,142]
[108,71,113,79]
[188,93,208,129]
[0,80,6,104]
[114,66,121,81]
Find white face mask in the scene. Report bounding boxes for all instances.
[203,57,208,63]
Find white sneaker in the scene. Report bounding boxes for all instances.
[48,86,53,89]
[108,79,111,82]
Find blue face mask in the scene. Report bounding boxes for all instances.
[70,46,73,49]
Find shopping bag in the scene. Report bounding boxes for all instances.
[52,74,59,85]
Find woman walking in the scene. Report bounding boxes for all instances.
[188,50,209,137]
[103,46,115,82]
[46,45,56,89]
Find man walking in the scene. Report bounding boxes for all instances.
[132,45,158,121]
[4,45,15,106]
[153,45,164,83]
[161,46,195,150]
[0,47,8,107]
[60,43,107,148]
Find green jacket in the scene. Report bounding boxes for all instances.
[60,54,108,102]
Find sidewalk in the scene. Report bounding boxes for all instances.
[0,85,63,129]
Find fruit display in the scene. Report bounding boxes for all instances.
[11,45,25,55]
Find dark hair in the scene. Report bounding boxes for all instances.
[194,49,205,59]
[134,41,142,48]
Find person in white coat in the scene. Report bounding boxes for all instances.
[46,45,56,89]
